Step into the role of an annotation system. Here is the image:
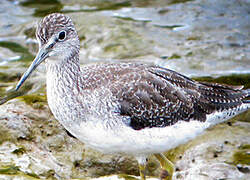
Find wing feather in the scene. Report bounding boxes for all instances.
[107,64,249,130]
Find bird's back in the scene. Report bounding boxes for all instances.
[79,63,250,131]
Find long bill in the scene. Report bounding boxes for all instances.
[15,46,49,91]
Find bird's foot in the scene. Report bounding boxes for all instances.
[154,153,174,180]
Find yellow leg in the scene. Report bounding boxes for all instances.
[138,163,146,180]
[136,156,148,180]
[154,153,174,180]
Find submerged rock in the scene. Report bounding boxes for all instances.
[0,100,144,179]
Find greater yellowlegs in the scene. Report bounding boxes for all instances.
[16,13,250,180]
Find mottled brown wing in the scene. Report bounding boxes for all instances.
[110,65,198,130]
[110,65,249,130]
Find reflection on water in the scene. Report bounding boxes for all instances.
[20,0,63,17]
[1,0,249,76]
[0,0,249,104]
[0,0,249,102]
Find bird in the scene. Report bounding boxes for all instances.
[15,13,250,180]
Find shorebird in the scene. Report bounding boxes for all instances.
[16,13,250,180]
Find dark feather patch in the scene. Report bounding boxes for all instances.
[108,65,249,130]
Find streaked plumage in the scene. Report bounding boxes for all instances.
[16,13,250,180]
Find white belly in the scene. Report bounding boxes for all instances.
[68,104,250,156]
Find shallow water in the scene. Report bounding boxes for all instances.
[1,0,249,73]
[1,0,250,103]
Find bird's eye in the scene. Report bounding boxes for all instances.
[58,31,66,41]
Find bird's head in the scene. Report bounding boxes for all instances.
[16,13,79,90]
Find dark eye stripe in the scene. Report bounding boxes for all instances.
[48,42,55,48]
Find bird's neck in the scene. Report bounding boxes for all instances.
[45,54,86,129]
[45,54,81,84]
[45,54,83,102]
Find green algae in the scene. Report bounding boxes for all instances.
[79,35,86,41]
[40,169,57,180]
[239,144,250,150]
[0,41,34,63]
[0,122,34,145]
[153,24,183,29]
[0,41,29,54]
[60,0,194,14]
[146,160,158,176]
[0,166,20,175]
[185,51,193,56]
[0,85,6,98]
[193,74,250,89]
[168,53,181,59]
[0,72,21,83]
[158,8,170,14]
[0,82,33,105]
[104,43,126,54]
[12,147,26,156]
[63,1,132,13]
[21,0,131,15]
[186,36,201,41]
[168,0,194,4]
[0,66,10,69]
[0,165,39,179]
[232,144,250,165]
[0,128,15,145]
[18,94,47,109]
[0,71,22,102]
[85,1,131,12]
[232,110,250,122]
[164,144,191,163]
[26,172,40,179]
[20,0,63,17]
